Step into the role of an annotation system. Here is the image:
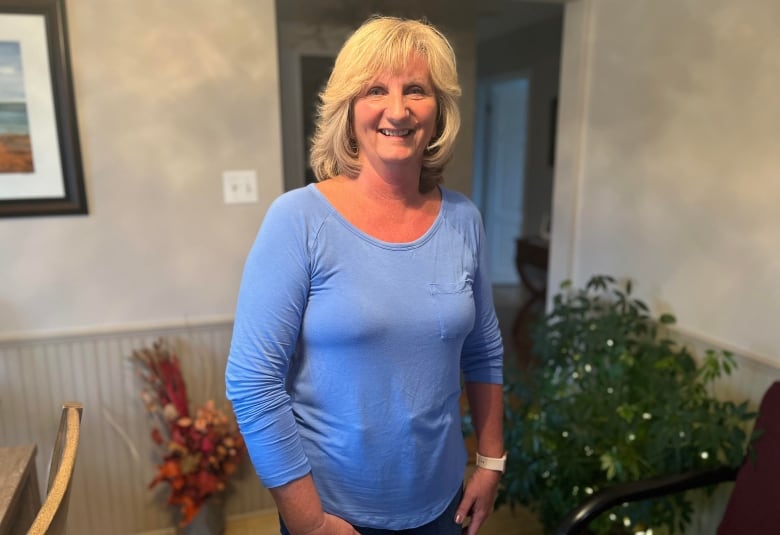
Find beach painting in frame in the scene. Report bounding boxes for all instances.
[0,40,33,173]
[0,0,86,217]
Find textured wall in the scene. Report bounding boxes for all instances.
[552,0,780,362]
[0,0,283,337]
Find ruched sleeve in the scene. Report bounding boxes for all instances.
[225,193,313,488]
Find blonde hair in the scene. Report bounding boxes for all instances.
[309,16,462,192]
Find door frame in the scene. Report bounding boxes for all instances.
[278,45,337,191]
[473,70,533,285]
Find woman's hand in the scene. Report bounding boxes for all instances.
[300,513,360,535]
[454,467,501,534]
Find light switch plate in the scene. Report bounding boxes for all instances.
[222,170,258,204]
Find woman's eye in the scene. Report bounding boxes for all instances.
[366,87,384,96]
[407,86,431,97]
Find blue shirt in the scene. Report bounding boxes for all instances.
[226,184,503,530]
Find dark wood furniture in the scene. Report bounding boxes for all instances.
[511,237,550,364]
[0,445,41,535]
[514,236,550,302]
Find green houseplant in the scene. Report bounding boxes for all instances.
[499,275,755,534]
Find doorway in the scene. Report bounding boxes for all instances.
[473,74,530,286]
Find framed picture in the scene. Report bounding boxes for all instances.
[0,0,85,217]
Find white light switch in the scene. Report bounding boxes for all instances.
[222,170,258,204]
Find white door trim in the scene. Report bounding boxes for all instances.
[548,0,593,304]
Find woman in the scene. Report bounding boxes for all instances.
[226,16,505,535]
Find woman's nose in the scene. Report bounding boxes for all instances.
[385,92,409,120]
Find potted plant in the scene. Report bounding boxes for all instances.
[498,275,755,534]
[132,339,245,533]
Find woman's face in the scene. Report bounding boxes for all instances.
[351,55,438,173]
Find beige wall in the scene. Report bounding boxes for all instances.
[552,0,780,363]
[0,0,283,338]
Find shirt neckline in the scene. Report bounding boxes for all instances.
[307,182,446,250]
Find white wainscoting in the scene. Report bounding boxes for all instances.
[0,321,274,534]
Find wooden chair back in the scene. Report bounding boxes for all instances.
[26,402,82,535]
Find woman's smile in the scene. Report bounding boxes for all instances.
[378,128,415,137]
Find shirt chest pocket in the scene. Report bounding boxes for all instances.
[428,279,476,340]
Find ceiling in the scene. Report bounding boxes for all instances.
[275,0,565,42]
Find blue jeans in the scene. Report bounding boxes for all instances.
[279,487,463,535]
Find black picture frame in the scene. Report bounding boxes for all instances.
[0,0,86,217]
[548,96,558,168]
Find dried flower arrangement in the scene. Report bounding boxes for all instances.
[132,339,245,527]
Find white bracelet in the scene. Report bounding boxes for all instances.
[475,452,507,473]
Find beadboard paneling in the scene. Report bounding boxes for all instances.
[0,322,273,535]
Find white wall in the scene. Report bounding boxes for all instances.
[0,0,283,338]
[551,0,780,364]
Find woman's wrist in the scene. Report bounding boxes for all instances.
[475,451,507,473]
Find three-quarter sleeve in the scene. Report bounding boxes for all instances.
[460,210,504,384]
[225,195,313,488]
